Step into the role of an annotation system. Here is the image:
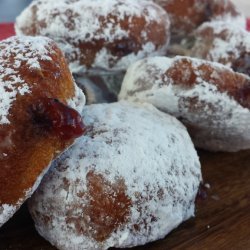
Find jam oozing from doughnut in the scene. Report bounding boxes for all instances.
[232,52,250,76]
[31,98,85,140]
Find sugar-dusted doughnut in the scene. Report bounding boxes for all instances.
[15,0,171,73]
[0,36,86,227]
[119,56,250,152]
[28,101,201,250]
[153,0,245,41]
[191,21,250,76]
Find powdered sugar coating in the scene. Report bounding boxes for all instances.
[15,0,170,73]
[67,82,86,114]
[0,36,51,124]
[191,21,250,70]
[119,56,250,152]
[203,0,245,27]
[29,101,201,250]
[0,204,16,226]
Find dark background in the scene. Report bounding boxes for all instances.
[0,0,32,22]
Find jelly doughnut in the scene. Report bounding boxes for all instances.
[0,36,85,227]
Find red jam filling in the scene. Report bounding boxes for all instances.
[31,98,85,140]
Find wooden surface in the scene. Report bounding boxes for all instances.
[0,150,250,250]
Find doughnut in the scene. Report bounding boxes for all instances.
[0,36,86,227]
[28,101,201,250]
[153,0,245,42]
[119,56,250,152]
[191,21,250,76]
[15,0,171,74]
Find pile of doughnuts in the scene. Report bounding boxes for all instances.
[0,0,249,249]
[0,35,201,248]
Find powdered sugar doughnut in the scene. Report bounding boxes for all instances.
[119,56,250,152]
[15,0,171,74]
[28,101,201,250]
[153,0,245,42]
[0,36,85,227]
[191,21,250,76]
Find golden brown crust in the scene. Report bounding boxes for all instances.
[65,171,131,242]
[161,0,207,36]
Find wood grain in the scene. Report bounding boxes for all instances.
[0,150,250,250]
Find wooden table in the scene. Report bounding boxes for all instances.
[1,150,250,250]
